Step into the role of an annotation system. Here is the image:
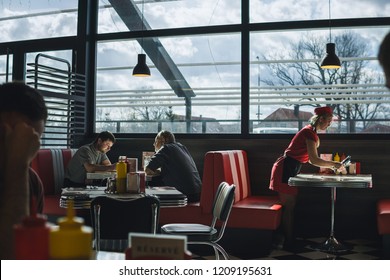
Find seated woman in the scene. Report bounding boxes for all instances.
[144,130,201,203]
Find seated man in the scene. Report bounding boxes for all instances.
[144,130,201,202]
[64,131,117,188]
[0,82,48,259]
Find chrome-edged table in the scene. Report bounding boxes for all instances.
[86,172,155,182]
[288,173,372,253]
[86,171,116,180]
[60,186,187,209]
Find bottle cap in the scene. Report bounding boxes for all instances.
[21,214,47,227]
[21,197,47,227]
[57,200,84,229]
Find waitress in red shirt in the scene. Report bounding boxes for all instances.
[269,106,344,249]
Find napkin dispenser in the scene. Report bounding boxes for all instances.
[127,172,146,193]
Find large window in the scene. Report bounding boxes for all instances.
[0,0,78,42]
[98,0,241,33]
[96,33,241,133]
[250,27,390,134]
[250,0,390,23]
[96,0,389,134]
[1,0,389,139]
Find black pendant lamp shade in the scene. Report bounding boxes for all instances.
[320,43,341,69]
[321,0,341,69]
[132,0,150,77]
[132,54,150,77]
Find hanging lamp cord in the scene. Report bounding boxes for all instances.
[328,0,332,42]
[141,0,145,54]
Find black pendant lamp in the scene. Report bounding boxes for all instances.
[133,54,150,77]
[320,0,341,69]
[321,43,341,69]
[132,0,151,77]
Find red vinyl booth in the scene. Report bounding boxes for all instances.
[159,150,282,231]
[31,149,77,217]
[377,198,390,259]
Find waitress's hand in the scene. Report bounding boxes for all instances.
[332,162,343,170]
[331,162,347,174]
[338,165,348,175]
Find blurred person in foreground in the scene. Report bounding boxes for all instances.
[269,106,345,250]
[144,130,201,202]
[64,131,117,188]
[0,82,48,259]
[378,31,390,89]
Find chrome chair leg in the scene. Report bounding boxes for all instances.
[213,247,220,260]
[94,205,101,251]
[214,243,229,260]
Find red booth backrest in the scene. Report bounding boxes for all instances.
[201,150,251,214]
[199,149,282,230]
[377,198,390,235]
[30,149,77,195]
[159,149,282,230]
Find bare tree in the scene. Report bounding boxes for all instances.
[262,31,385,132]
[165,106,176,121]
[96,92,172,133]
[130,86,172,121]
[133,105,169,120]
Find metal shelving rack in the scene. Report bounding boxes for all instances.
[27,53,86,148]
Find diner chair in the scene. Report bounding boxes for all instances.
[90,195,160,252]
[160,182,235,260]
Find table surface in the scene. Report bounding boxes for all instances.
[86,171,154,181]
[60,186,188,209]
[86,171,116,180]
[288,173,372,188]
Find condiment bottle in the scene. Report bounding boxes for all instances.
[126,158,132,174]
[49,200,92,259]
[116,156,127,193]
[139,171,146,193]
[13,200,50,260]
[333,153,341,174]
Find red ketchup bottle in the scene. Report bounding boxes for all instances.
[13,201,50,260]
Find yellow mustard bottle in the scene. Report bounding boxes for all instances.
[333,152,341,174]
[116,156,127,193]
[49,200,92,259]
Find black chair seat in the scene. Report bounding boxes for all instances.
[161,223,218,241]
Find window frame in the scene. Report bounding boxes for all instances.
[0,0,389,146]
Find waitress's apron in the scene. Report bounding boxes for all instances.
[269,154,302,195]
